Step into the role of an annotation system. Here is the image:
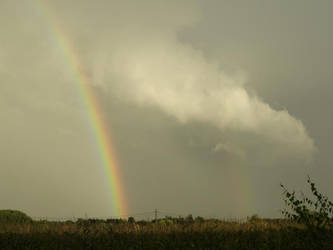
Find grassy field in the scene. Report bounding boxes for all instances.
[0,218,332,249]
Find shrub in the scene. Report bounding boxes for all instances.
[185,214,194,223]
[128,217,135,223]
[195,216,205,223]
[281,176,333,231]
[248,214,261,223]
[0,210,32,223]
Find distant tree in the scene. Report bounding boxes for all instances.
[106,218,125,224]
[128,217,135,223]
[248,214,261,222]
[185,214,194,223]
[281,176,333,231]
[195,216,205,223]
[0,210,32,223]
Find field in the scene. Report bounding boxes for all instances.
[0,218,332,249]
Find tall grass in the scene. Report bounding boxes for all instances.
[0,218,332,249]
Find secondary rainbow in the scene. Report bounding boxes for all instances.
[34,0,127,217]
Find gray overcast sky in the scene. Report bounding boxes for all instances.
[0,0,332,219]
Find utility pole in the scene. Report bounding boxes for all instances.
[154,208,158,222]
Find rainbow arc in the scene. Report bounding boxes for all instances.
[34,0,127,217]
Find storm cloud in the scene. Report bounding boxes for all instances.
[0,0,331,219]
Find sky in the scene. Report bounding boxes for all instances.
[0,0,332,219]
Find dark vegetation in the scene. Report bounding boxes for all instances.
[0,210,32,224]
[281,176,333,231]
[0,177,332,249]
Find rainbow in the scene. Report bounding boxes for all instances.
[34,0,127,217]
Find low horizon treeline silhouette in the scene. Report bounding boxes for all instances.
[0,176,332,249]
[0,210,332,249]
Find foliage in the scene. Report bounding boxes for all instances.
[0,176,332,249]
[0,219,332,249]
[195,216,205,223]
[281,176,333,231]
[0,210,32,224]
[185,214,194,222]
[127,216,135,223]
